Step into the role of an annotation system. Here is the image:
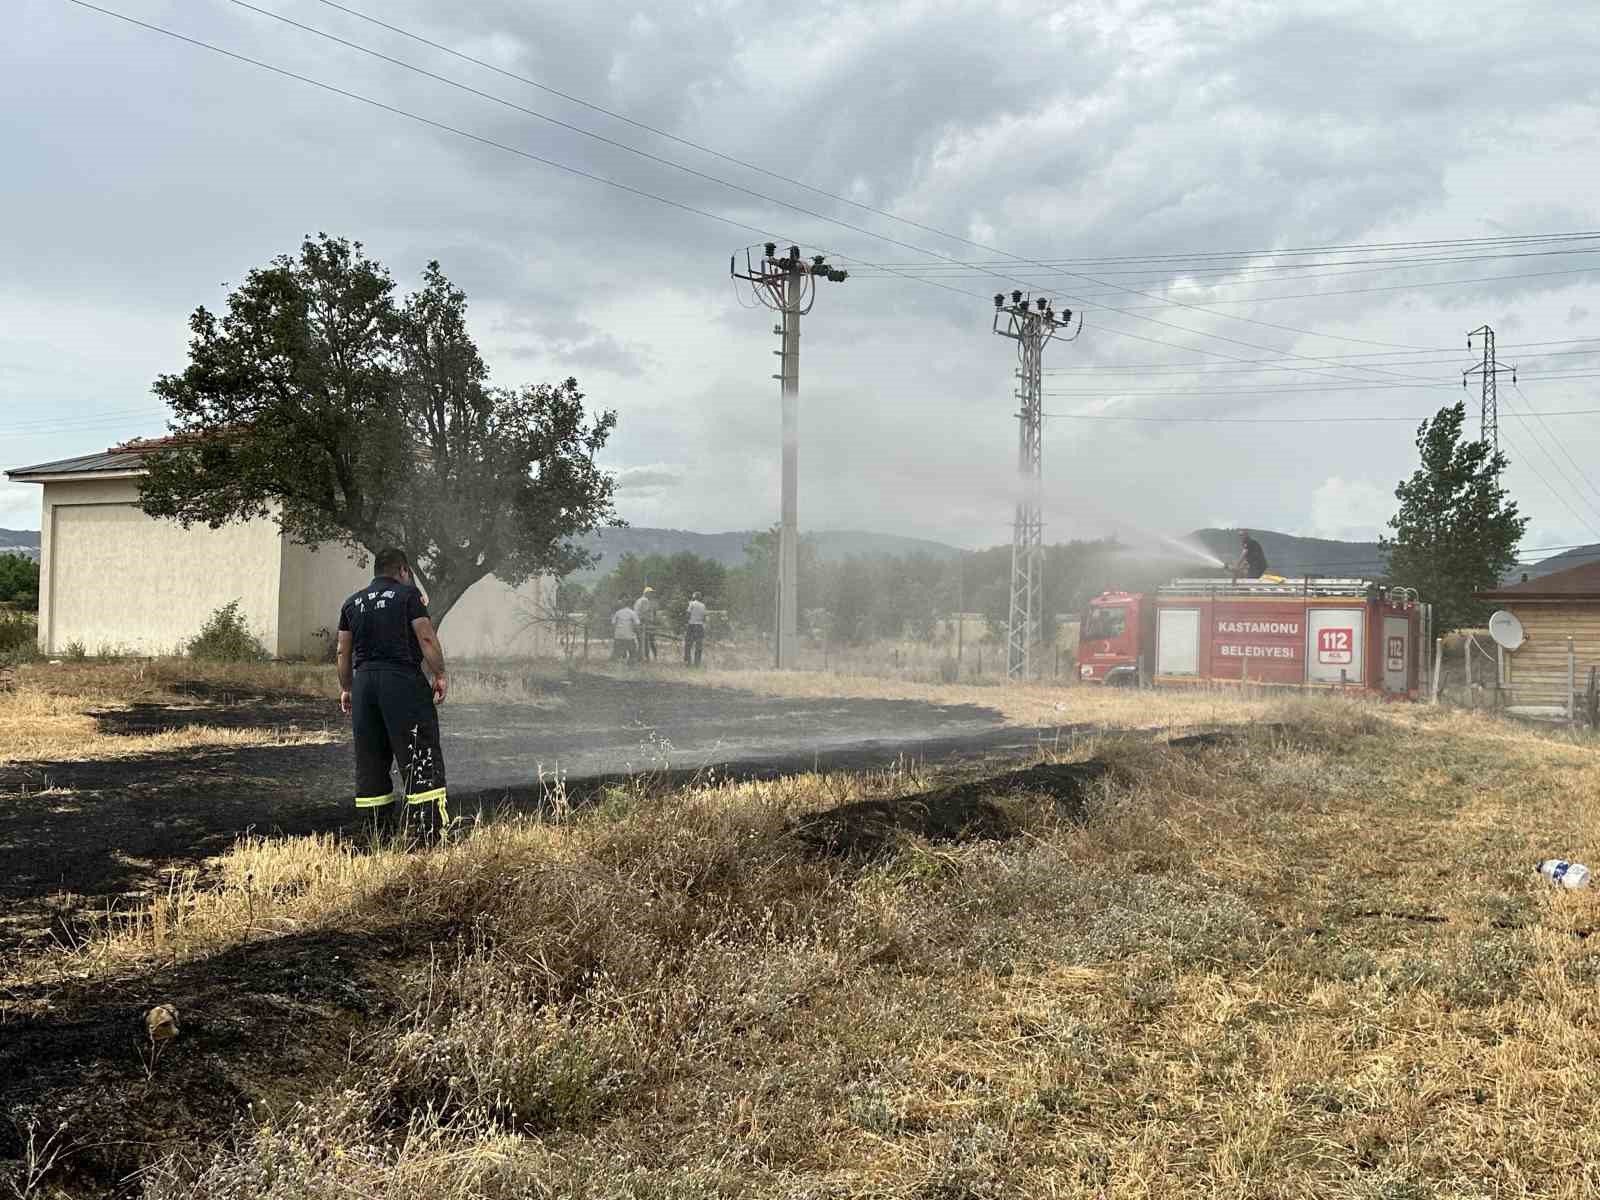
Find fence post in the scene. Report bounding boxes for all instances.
[1497,644,1506,709]
[1465,635,1473,707]
[1568,638,1577,725]
[1431,637,1443,704]
[583,617,590,662]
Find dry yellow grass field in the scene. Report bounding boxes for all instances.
[0,663,338,763]
[0,658,566,764]
[8,663,1600,1198]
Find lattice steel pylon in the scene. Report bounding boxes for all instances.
[1464,324,1515,459]
[731,243,849,668]
[992,291,1079,679]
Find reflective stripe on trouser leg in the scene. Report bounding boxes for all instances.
[355,793,397,808]
[407,786,449,826]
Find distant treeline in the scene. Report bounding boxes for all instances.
[0,553,39,611]
[559,531,1196,645]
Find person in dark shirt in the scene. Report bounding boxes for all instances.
[1233,530,1268,580]
[336,547,450,844]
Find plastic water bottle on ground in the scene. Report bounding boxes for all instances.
[1537,859,1592,889]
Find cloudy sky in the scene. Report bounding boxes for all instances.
[6,0,1600,565]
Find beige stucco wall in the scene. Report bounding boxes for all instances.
[34,473,561,660]
[279,540,371,659]
[39,476,284,656]
[441,574,559,659]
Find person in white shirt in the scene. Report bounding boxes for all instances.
[684,591,708,666]
[611,603,640,664]
[634,587,658,660]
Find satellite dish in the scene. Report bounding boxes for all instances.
[1488,610,1525,651]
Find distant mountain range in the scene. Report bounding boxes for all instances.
[0,528,39,562]
[1511,543,1600,581]
[1189,528,1385,578]
[4,517,1587,582]
[572,526,1397,580]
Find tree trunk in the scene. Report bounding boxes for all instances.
[410,563,490,629]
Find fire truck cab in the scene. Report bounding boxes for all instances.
[1077,577,1429,698]
[1077,590,1149,687]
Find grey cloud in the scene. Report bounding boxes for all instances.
[613,465,684,492]
[502,328,654,378]
[6,0,1600,552]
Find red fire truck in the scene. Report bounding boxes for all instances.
[1076,577,1429,699]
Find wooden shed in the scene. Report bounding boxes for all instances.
[1476,562,1600,709]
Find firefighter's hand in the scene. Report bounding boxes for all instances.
[339,689,351,715]
[432,672,448,705]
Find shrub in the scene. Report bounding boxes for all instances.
[188,600,269,662]
[0,609,38,663]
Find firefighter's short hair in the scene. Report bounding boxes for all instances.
[375,547,410,577]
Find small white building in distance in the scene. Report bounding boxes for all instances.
[6,439,561,660]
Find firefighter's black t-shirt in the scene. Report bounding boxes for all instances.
[339,576,429,673]
[1242,538,1267,577]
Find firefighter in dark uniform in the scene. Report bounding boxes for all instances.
[1233,529,1268,580]
[336,547,450,844]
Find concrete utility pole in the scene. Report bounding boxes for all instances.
[992,291,1079,680]
[732,243,848,668]
[1465,324,1515,459]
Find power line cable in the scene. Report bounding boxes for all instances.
[305,0,1600,336]
[247,0,1469,366]
[59,1,1445,383]
[1064,265,1600,313]
[60,0,996,313]
[1502,385,1600,525]
[1496,424,1600,541]
[1048,347,1600,374]
[1513,380,1600,511]
[1041,407,1600,424]
[1042,370,1600,397]
[850,232,1600,271]
[1045,337,1600,370]
[65,0,1598,408]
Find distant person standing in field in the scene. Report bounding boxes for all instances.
[634,586,658,660]
[684,591,707,666]
[336,547,449,845]
[1233,530,1268,580]
[612,601,640,664]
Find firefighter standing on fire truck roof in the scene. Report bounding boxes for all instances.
[1233,530,1268,580]
[337,547,450,845]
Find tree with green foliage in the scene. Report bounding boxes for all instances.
[826,558,876,645]
[583,550,728,629]
[1381,402,1527,633]
[726,527,819,634]
[139,235,620,625]
[0,553,39,611]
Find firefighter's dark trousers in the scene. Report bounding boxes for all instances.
[684,624,704,665]
[352,667,448,843]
